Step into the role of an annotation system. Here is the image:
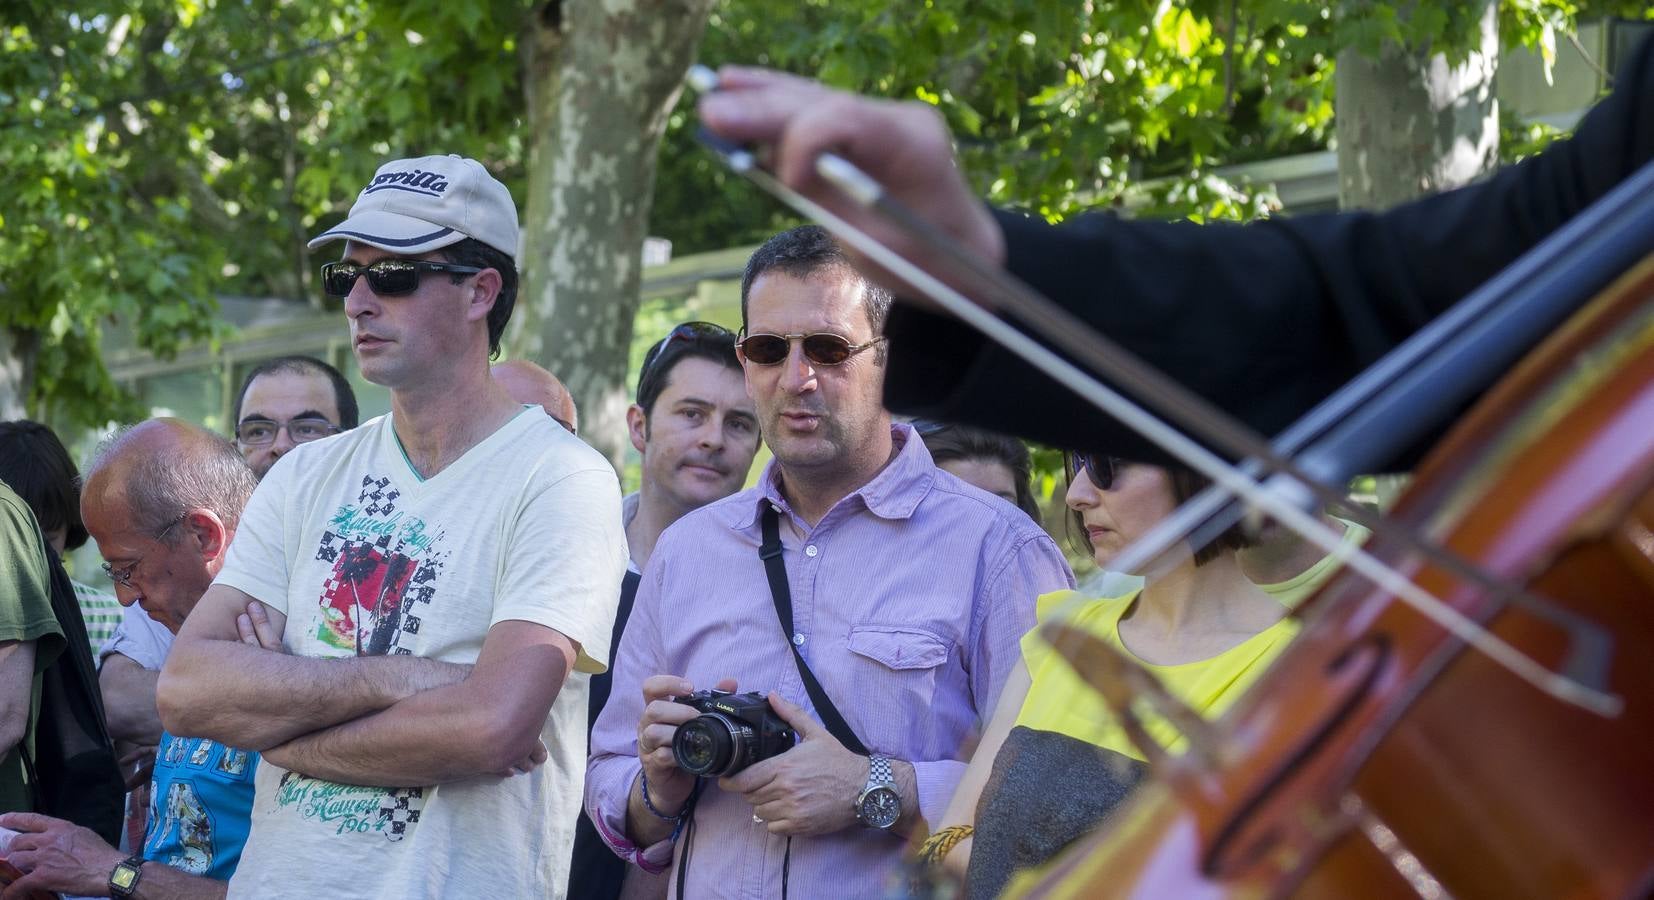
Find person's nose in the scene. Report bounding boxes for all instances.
[698,417,727,452]
[778,341,817,395]
[112,579,142,608]
[1066,469,1101,511]
[343,273,380,321]
[270,425,297,457]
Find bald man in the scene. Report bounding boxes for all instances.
[0,418,261,898]
[494,359,579,434]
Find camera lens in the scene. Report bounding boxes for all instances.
[673,715,734,776]
[673,713,750,777]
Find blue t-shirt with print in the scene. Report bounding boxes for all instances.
[145,732,259,880]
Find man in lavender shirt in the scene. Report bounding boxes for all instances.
[586,225,1074,898]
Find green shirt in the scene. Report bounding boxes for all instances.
[71,579,122,656]
[0,484,66,813]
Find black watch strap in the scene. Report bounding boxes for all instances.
[109,854,146,899]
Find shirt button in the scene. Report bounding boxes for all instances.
[805,545,819,558]
[793,633,806,646]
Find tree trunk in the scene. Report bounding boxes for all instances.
[512,0,716,469]
[1335,1,1500,211]
[1336,2,1499,507]
[0,327,36,420]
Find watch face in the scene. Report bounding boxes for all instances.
[111,866,139,890]
[859,786,901,828]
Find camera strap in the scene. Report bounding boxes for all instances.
[759,505,868,756]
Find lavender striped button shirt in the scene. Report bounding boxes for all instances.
[585,425,1074,899]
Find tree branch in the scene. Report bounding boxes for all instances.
[1566,29,1614,87]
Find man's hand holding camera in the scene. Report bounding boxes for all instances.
[627,674,737,844]
[628,677,920,845]
[723,693,910,837]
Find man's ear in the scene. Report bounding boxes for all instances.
[467,268,503,323]
[183,509,231,563]
[626,404,649,454]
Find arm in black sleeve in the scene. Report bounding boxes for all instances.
[883,32,1654,465]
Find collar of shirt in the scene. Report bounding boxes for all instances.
[620,491,641,573]
[733,422,935,534]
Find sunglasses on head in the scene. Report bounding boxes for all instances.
[641,321,736,381]
[1073,451,1120,491]
[737,332,887,367]
[320,259,484,298]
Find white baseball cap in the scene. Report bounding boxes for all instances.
[307,154,519,259]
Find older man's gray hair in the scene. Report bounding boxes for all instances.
[86,418,259,537]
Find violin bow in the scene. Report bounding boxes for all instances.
[684,66,1621,716]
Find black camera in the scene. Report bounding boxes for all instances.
[671,689,796,777]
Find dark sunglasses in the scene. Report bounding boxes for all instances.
[641,321,736,381]
[1073,451,1120,491]
[737,332,887,367]
[320,259,484,298]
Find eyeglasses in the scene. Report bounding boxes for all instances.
[100,514,189,588]
[736,332,887,366]
[320,259,484,297]
[235,417,341,446]
[641,322,736,383]
[1073,452,1120,491]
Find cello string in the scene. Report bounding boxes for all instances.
[815,159,1614,714]
[690,120,1617,714]
[853,152,1631,676]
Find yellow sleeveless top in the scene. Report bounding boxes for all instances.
[1015,589,1299,760]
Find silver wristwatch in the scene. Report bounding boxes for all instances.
[854,754,902,829]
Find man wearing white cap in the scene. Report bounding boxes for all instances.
[158,155,627,899]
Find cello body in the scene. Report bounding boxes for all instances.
[1017,257,1654,899]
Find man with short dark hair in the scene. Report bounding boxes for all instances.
[0,418,260,899]
[158,154,625,899]
[567,320,760,899]
[231,356,359,480]
[623,321,759,571]
[585,226,1073,897]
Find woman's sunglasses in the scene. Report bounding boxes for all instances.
[320,259,484,297]
[737,332,887,366]
[1072,451,1119,491]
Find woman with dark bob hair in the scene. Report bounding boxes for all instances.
[919,453,1296,897]
[915,421,1042,525]
[0,420,122,654]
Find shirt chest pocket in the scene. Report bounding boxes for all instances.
[843,624,969,752]
[847,624,950,671]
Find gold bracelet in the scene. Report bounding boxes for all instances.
[916,824,974,866]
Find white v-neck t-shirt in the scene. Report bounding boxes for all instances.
[214,408,626,898]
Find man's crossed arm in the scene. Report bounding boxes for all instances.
[158,583,575,786]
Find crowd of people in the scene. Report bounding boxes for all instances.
[0,28,1647,900]
[0,153,1361,900]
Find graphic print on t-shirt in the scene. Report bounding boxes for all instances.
[159,780,213,874]
[145,733,257,881]
[273,472,446,842]
[312,475,446,656]
[272,772,425,843]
